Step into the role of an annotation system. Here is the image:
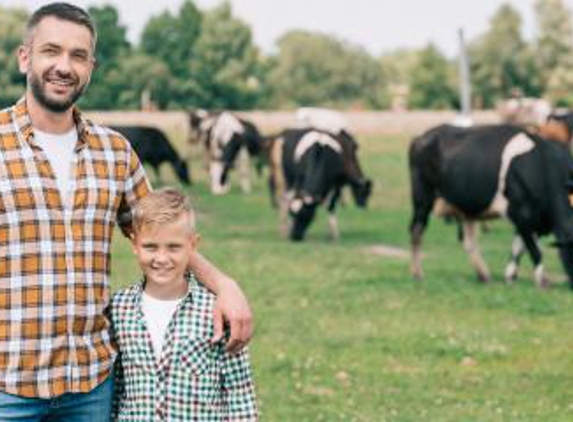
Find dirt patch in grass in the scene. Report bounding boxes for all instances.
[365,244,410,259]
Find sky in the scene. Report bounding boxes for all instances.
[4,0,573,57]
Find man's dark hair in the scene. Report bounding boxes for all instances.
[25,2,97,47]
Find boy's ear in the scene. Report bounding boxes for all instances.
[130,235,139,254]
[191,233,201,249]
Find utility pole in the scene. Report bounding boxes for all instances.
[456,28,472,126]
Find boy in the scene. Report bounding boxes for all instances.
[111,188,258,421]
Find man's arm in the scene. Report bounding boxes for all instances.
[188,251,253,354]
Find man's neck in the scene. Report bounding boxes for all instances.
[25,91,75,134]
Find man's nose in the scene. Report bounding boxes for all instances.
[53,54,73,76]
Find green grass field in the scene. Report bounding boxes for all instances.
[110,132,573,421]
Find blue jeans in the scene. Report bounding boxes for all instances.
[0,375,113,421]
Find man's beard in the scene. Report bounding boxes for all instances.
[28,70,87,113]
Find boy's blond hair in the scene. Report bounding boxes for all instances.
[132,187,196,235]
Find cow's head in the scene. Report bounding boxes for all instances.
[288,197,318,241]
[337,130,373,207]
[350,178,373,207]
[174,160,191,185]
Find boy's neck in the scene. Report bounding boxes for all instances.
[143,278,188,301]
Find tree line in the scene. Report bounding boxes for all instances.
[1,0,572,111]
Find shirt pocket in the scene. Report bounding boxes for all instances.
[117,329,155,370]
[173,338,223,410]
[177,338,218,375]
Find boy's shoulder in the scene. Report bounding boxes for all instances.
[189,275,216,313]
[111,282,141,309]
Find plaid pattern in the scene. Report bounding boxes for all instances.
[111,276,258,421]
[0,98,150,398]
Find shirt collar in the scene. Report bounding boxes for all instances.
[132,273,197,306]
[12,97,91,150]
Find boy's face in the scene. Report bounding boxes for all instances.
[132,213,199,298]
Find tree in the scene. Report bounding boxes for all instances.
[469,4,540,108]
[408,44,457,109]
[0,6,28,108]
[189,2,263,109]
[268,30,388,109]
[140,0,201,78]
[534,0,573,105]
[106,53,172,110]
[80,5,131,109]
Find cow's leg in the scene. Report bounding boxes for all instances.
[326,188,342,241]
[268,176,278,208]
[462,221,491,282]
[504,235,525,283]
[517,231,547,288]
[409,169,435,280]
[238,148,252,194]
[279,190,294,238]
[209,161,230,195]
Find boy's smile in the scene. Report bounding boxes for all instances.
[132,213,199,300]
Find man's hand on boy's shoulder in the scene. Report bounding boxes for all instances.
[211,282,253,354]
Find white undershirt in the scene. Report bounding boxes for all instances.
[33,127,78,201]
[141,292,183,361]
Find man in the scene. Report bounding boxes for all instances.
[0,3,252,420]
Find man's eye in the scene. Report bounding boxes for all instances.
[42,48,59,56]
[72,52,89,62]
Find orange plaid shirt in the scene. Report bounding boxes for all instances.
[0,98,150,398]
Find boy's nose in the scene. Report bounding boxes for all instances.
[152,250,169,264]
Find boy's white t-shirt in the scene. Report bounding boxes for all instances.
[33,127,77,201]
[141,292,184,361]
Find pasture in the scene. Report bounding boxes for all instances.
[108,124,573,421]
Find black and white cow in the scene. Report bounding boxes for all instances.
[110,126,191,186]
[189,110,263,195]
[409,123,573,288]
[269,128,372,241]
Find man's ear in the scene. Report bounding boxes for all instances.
[17,45,30,74]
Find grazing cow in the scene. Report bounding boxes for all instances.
[409,124,573,288]
[269,128,372,241]
[189,110,263,195]
[110,126,191,186]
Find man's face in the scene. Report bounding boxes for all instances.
[18,16,95,113]
[132,214,199,297]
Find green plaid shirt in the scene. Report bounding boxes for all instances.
[110,276,258,421]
